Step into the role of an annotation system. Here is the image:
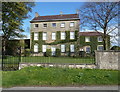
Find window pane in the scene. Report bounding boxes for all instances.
[61,32,65,40]
[85,37,90,42]
[35,24,38,28]
[86,47,90,53]
[70,22,74,27]
[70,32,75,39]
[61,45,65,52]
[61,23,65,27]
[43,24,47,28]
[42,45,46,52]
[34,33,38,40]
[70,45,74,52]
[34,44,38,52]
[43,32,47,40]
[52,23,56,27]
[52,32,56,40]
[98,46,103,50]
[98,36,103,42]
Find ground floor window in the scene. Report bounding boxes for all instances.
[70,45,75,52]
[61,45,65,52]
[86,46,91,53]
[97,45,104,51]
[34,44,38,52]
[42,45,47,52]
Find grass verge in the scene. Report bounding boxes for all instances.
[2,67,119,88]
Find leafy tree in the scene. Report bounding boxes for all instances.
[111,46,120,50]
[80,2,118,50]
[2,2,35,54]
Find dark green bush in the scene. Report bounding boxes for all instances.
[46,49,51,57]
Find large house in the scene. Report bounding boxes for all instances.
[30,12,110,56]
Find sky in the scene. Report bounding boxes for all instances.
[22,2,85,38]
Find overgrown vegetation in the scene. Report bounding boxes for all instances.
[2,67,119,88]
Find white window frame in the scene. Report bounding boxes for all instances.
[61,45,65,52]
[42,32,47,40]
[85,37,90,42]
[97,45,104,51]
[42,45,47,52]
[52,32,56,40]
[43,23,47,28]
[70,32,75,40]
[52,23,56,27]
[60,23,65,28]
[70,45,75,52]
[85,46,91,53]
[34,44,38,52]
[61,32,65,40]
[70,22,74,27]
[98,36,103,42]
[34,32,38,40]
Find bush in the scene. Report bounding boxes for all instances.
[46,49,51,57]
[24,49,31,56]
[56,49,61,57]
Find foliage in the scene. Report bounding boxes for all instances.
[2,2,35,54]
[2,67,119,88]
[46,49,51,57]
[80,2,118,50]
[111,46,120,50]
[24,49,31,56]
[56,49,61,57]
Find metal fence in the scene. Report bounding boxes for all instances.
[2,49,95,71]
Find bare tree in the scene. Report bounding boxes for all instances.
[79,2,118,50]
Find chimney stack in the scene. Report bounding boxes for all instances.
[35,12,39,17]
[60,11,63,15]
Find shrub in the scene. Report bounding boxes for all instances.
[56,49,61,57]
[24,49,31,56]
[46,49,51,57]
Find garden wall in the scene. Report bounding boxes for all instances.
[95,50,119,70]
[19,63,96,70]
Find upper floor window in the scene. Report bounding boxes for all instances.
[86,46,91,53]
[34,44,38,52]
[70,32,75,40]
[61,45,65,52]
[61,23,65,28]
[43,23,47,28]
[61,32,65,40]
[34,32,38,40]
[70,22,74,27]
[43,32,47,40]
[34,24,38,28]
[52,23,56,27]
[52,32,56,40]
[98,36,103,42]
[70,45,75,52]
[85,37,90,42]
[97,45,104,51]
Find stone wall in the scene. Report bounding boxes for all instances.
[19,63,96,70]
[95,50,120,70]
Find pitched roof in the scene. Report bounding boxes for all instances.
[79,32,104,36]
[30,14,79,22]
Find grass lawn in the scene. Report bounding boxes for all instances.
[3,56,95,64]
[21,56,95,64]
[2,67,119,88]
